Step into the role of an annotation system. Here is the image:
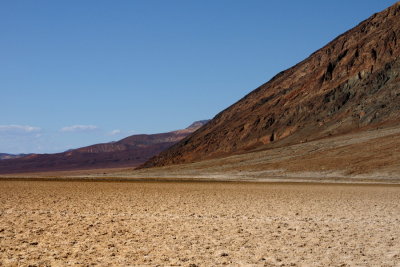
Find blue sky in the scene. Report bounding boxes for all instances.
[1,0,397,154]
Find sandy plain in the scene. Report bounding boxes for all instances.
[1,181,400,266]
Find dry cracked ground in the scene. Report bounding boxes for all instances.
[1,181,400,266]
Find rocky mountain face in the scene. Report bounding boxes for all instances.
[0,120,208,174]
[142,3,400,168]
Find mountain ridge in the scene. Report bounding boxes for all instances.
[0,120,209,174]
[141,2,400,168]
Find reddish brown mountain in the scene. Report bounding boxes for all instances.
[0,120,208,174]
[142,3,400,168]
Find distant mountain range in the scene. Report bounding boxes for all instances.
[141,2,400,168]
[0,120,208,174]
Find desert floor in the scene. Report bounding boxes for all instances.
[1,181,399,266]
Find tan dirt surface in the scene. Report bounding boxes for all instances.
[1,181,399,266]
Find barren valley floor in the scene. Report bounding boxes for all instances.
[1,181,399,266]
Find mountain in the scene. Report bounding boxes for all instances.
[0,153,31,160]
[141,3,400,168]
[0,120,208,174]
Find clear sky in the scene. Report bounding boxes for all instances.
[1,0,397,154]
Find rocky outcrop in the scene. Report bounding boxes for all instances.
[141,3,400,168]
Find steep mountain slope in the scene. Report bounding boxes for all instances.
[142,3,400,168]
[0,121,208,174]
